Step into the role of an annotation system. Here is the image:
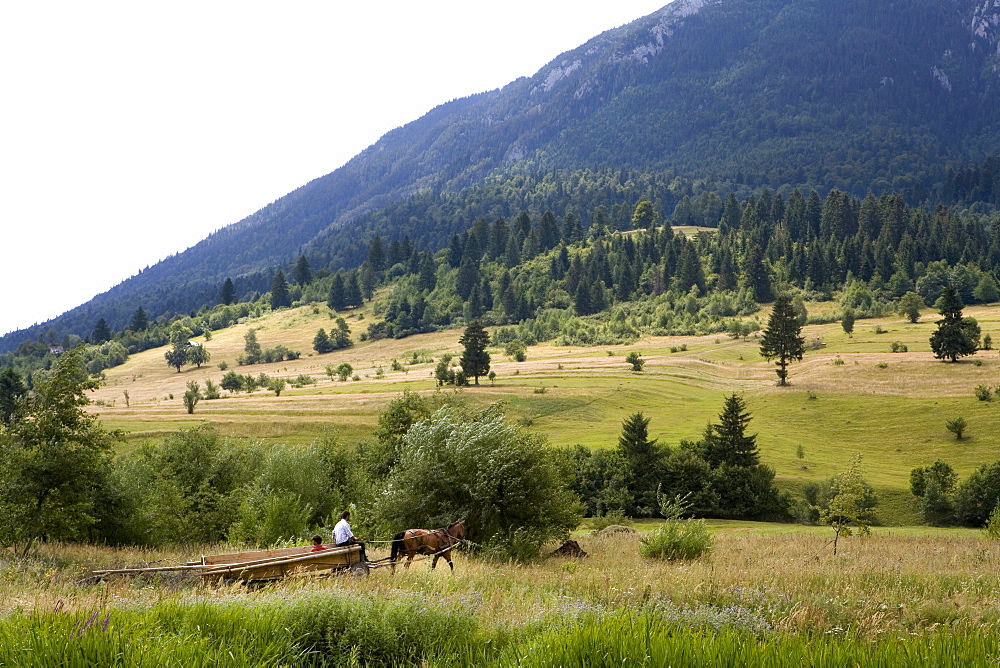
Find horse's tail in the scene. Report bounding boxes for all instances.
[390,531,405,562]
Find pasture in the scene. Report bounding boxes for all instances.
[89,301,1000,524]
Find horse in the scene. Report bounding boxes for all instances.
[389,520,466,572]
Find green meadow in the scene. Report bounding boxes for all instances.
[90,301,1000,525]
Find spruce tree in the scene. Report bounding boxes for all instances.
[368,236,386,272]
[930,284,980,362]
[344,271,363,307]
[129,307,149,332]
[328,273,346,311]
[220,277,235,305]
[703,394,758,468]
[459,320,491,385]
[270,271,290,309]
[91,318,112,344]
[313,328,333,354]
[294,255,312,286]
[759,294,805,386]
[617,412,663,516]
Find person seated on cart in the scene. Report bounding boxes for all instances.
[310,535,328,552]
[334,510,367,562]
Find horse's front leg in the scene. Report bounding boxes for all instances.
[405,554,414,569]
[431,554,439,570]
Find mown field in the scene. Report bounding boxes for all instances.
[89,301,1000,525]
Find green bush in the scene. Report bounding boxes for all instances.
[376,405,582,562]
[976,385,993,401]
[639,495,712,561]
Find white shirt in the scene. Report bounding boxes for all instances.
[333,518,354,545]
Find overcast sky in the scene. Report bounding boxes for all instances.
[0,1,670,338]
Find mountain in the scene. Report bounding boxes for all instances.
[4,0,1000,352]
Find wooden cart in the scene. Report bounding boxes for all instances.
[92,543,369,583]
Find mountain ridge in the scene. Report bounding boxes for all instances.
[4,0,1000,351]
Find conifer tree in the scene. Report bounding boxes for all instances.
[930,284,980,362]
[328,273,346,311]
[313,328,333,354]
[129,307,149,332]
[91,318,112,344]
[220,277,235,305]
[703,394,758,468]
[617,411,662,516]
[294,255,312,286]
[459,320,491,385]
[759,294,805,386]
[368,236,386,272]
[344,271,363,307]
[270,270,290,309]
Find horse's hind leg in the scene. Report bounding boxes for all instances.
[431,555,439,570]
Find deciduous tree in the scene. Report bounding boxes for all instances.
[0,347,115,555]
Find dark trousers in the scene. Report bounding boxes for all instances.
[337,540,366,563]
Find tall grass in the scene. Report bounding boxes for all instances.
[496,612,1000,667]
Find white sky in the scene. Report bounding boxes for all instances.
[0,2,669,338]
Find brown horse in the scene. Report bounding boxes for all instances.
[389,520,466,572]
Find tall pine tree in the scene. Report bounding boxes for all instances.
[929,284,980,362]
[759,294,805,386]
[458,320,491,385]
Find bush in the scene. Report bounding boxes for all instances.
[376,405,582,562]
[946,417,968,440]
[640,519,712,560]
[639,495,712,561]
[890,341,908,353]
[976,385,993,401]
[626,351,644,371]
[985,505,1000,539]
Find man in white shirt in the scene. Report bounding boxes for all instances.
[334,510,366,561]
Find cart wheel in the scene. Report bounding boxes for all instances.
[349,561,370,577]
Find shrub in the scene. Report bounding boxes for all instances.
[626,351,644,371]
[504,340,527,362]
[203,379,221,400]
[376,405,582,562]
[946,417,968,440]
[976,385,993,401]
[890,341,908,353]
[832,357,845,365]
[985,505,1000,539]
[639,495,712,561]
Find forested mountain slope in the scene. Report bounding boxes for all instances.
[4,0,1000,351]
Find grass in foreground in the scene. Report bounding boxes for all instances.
[4,525,1000,664]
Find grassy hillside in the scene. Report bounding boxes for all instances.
[88,300,1000,525]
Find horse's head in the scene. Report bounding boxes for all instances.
[447,519,466,540]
